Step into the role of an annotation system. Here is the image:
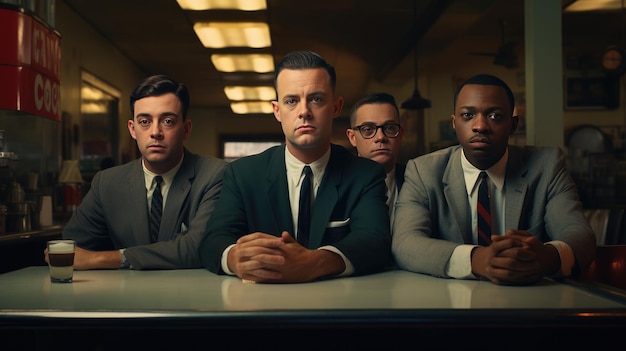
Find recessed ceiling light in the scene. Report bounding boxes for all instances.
[177,0,267,11]
[212,54,274,73]
[564,0,621,12]
[193,22,271,48]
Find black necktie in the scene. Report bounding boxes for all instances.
[150,176,163,243]
[297,166,312,247]
[477,171,491,246]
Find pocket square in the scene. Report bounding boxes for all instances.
[327,218,350,228]
[180,223,188,233]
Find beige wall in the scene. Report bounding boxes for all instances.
[56,1,145,162]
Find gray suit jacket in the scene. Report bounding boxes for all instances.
[63,149,227,269]
[392,145,596,278]
[199,144,391,276]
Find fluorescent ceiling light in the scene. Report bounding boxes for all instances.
[212,54,274,73]
[193,22,271,48]
[224,86,276,101]
[230,101,274,114]
[564,0,622,12]
[177,0,266,11]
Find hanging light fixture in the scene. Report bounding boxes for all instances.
[401,1,431,110]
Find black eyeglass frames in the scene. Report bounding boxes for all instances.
[352,123,401,139]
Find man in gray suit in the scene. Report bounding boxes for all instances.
[199,51,390,283]
[392,74,595,285]
[46,75,227,270]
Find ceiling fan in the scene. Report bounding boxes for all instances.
[469,20,519,69]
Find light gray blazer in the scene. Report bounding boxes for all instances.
[63,149,227,269]
[392,145,596,278]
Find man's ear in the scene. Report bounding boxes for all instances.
[272,101,281,123]
[346,128,357,148]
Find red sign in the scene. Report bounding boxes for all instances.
[0,7,61,121]
[0,66,60,121]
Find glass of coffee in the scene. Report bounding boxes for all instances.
[47,239,75,283]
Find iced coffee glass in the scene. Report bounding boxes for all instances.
[47,239,75,283]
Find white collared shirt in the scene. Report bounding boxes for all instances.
[142,156,184,211]
[284,147,329,239]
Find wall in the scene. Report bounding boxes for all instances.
[56,1,144,162]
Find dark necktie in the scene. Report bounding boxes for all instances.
[477,171,491,246]
[297,166,312,247]
[150,176,163,243]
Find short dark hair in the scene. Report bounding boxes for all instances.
[273,51,337,92]
[349,92,400,127]
[129,75,190,120]
[453,74,515,115]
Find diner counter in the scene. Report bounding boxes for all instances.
[1,267,626,348]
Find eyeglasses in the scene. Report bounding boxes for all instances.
[352,123,401,139]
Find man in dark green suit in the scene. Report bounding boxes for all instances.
[199,51,390,283]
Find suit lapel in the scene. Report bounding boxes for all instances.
[127,159,151,243]
[308,152,340,248]
[443,148,472,244]
[504,146,528,229]
[266,146,294,235]
[161,152,193,236]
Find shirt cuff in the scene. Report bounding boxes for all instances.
[221,244,236,275]
[318,245,354,277]
[119,248,130,269]
[446,244,478,279]
[546,240,574,277]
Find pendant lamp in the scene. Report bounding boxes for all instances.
[401,1,431,110]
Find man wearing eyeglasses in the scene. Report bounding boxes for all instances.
[346,92,405,225]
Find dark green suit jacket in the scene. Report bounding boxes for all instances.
[199,144,391,276]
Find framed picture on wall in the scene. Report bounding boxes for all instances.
[564,76,619,110]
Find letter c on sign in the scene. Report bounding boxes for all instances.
[35,74,44,111]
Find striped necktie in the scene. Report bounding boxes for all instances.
[477,171,491,246]
[150,176,163,243]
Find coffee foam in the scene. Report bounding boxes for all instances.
[49,241,74,254]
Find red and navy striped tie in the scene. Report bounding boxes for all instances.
[477,171,491,246]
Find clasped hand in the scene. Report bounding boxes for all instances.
[228,231,334,284]
[471,229,560,286]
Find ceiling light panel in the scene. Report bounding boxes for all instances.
[230,101,274,114]
[212,54,274,73]
[224,86,276,101]
[193,22,271,48]
[564,0,621,12]
[177,0,267,11]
